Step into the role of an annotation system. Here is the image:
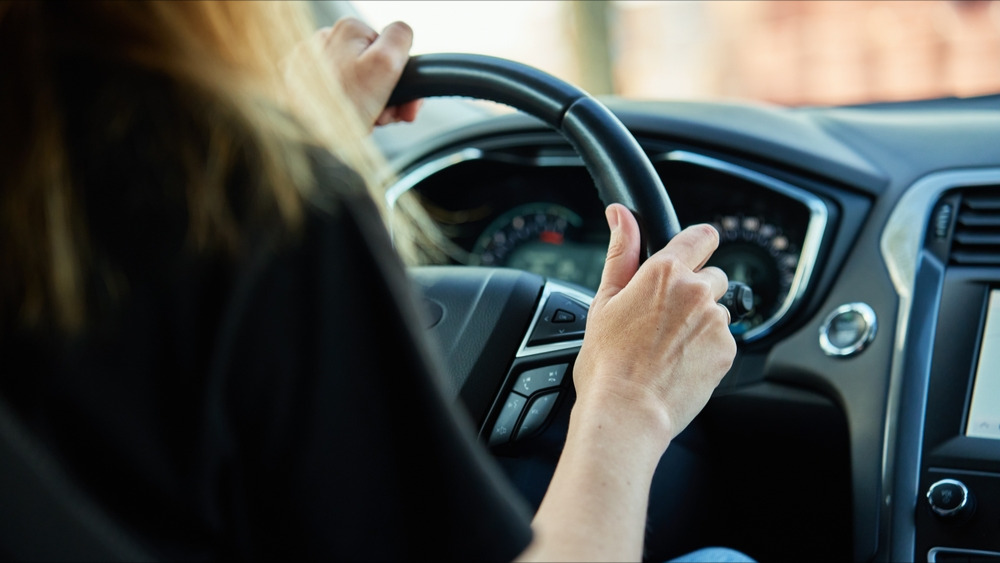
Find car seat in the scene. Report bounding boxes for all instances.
[0,395,154,561]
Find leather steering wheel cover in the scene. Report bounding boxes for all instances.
[387,53,682,256]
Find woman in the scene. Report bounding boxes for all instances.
[0,2,739,561]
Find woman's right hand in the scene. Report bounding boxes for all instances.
[573,203,737,449]
[522,204,737,562]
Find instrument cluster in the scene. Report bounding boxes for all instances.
[400,148,828,342]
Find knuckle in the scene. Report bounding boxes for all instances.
[655,254,680,275]
[367,47,404,74]
[714,266,730,285]
[332,16,364,33]
[700,280,716,301]
[700,265,728,294]
[701,264,725,279]
[678,276,711,301]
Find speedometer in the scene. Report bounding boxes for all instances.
[708,214,799,336]
[471,203,606,289]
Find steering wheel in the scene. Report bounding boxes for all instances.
[389,54,682,254]
[388,54,683,445]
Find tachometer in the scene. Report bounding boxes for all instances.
[471,203,606,289]
[708,214,799,336]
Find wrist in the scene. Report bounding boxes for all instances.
[569,380,676,461]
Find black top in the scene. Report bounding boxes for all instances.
[0,60,533,560]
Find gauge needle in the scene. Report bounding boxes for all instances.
[540,231,564,245]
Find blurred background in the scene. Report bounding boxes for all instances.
[352,0,1000,106]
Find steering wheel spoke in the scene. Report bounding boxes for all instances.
[485,280,592,447]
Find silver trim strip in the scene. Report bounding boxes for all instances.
[386,149,584,211]
[515,280,594,358]
[879,167,1000,560]
[386,147,484,211]
[928,547,1000,562]
[659,151,830,342]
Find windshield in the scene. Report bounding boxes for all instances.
[353,0,1000,106]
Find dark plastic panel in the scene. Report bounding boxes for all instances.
[411,266,544,425]
[911,267,1000,559]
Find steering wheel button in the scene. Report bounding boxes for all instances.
[489,393,527,446]
[515,364,568,396]
[529,293,589,345]
[516,391,560,440]
[553,309,575,323]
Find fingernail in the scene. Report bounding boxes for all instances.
[606,206,619,231]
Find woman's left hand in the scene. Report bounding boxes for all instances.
[318,17,422,129]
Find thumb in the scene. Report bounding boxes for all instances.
[594,204,641,306]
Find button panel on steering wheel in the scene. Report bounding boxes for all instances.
[528,294,589,345]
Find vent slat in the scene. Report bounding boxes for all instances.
[949,187,1000,266]
[954,232,1000,245]
[958,213,1000,228]
[951,251,1000,265]
[963,195,1000,210]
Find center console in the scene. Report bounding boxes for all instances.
[911,188,1000,562]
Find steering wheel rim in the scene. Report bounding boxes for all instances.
[388,53,681,258]
[391,53,695,440]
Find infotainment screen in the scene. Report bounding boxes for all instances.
[966,289,1000,440]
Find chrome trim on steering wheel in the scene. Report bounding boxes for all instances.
[515,280,594,358]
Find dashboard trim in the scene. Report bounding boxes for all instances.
[658,151,830,342]
[386,148,587,212]
[386,147,485,211]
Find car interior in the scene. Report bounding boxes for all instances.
[3,2,1000,562]
[381,52,1000,562]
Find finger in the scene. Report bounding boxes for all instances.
[374,99,423,126]
[594,204,641,305]
[717,302,732,325]
[698,265,730,301]
[651,223,720,271]
[314,26,332,43]
[378,21,415,50]
[394,98,423,122]
[358,20,413,76]
[328,17,378,54]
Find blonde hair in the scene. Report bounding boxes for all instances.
[0,1,429,333]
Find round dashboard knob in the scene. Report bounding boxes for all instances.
[926,479,975,519]
[819,302,877,357]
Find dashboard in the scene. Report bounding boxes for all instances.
[383,94,1000,563]
[397,147,828,342]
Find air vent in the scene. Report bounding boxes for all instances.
[950,187,1000,266]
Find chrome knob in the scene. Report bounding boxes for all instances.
[926,479,974,519]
